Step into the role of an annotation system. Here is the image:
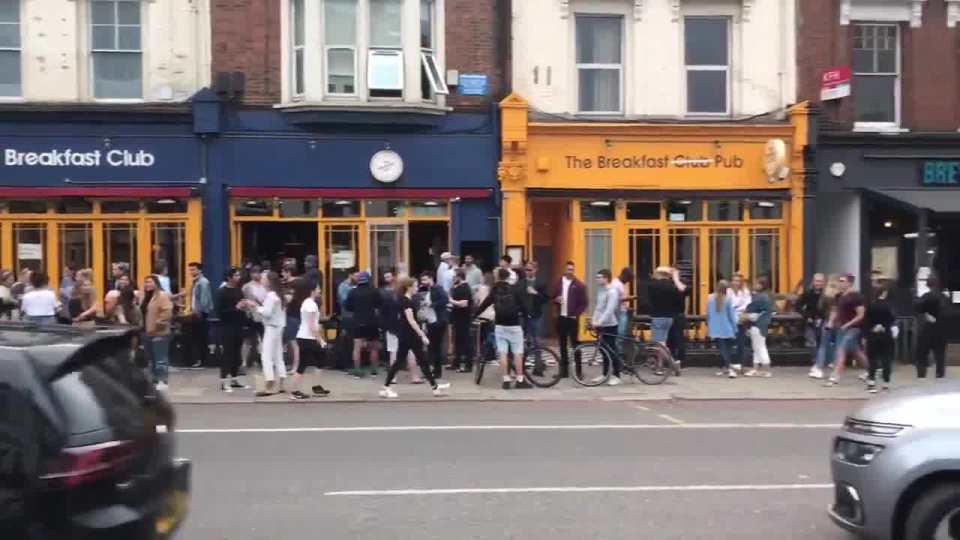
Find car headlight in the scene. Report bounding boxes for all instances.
[844,418,908,438]
[835,438,884,465]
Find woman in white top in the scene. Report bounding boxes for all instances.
[241,271,287,396]
[289,281,331,400]
[21,272,60,325]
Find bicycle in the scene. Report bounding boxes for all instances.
[573,328,678,386]
[472,320,561,388]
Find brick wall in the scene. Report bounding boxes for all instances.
[210,0,507,109]
[211,0,282,105]
[797,0,960,131]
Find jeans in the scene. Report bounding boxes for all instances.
[748,326,770,367]
[866,332,894,383]
[598,325,621,377]
[715,338,734,370]
[147,335,172,384]
[813,327,836,370]
[651,317,673,344]
[26,315,56,325]
[556,316,581,378]
[616,310,630,355]
[916,330,947,378]
[734,324,749,367]
[524,315,543,350]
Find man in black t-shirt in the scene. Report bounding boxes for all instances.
[217,267,250,393]
[345,272,382,378]
[450,269,474,372]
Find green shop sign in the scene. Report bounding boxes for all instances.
[921,161,960,186]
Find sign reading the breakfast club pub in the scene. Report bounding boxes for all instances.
[4,147,156,168]
[564,153,745,170]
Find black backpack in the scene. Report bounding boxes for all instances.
[494,284,520,320]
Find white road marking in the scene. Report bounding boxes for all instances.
[178,422,840,434]
[324,483,834,497]
[658,414,685,425]
[631,404,650,411]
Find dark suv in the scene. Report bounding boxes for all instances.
[0,322,190,539]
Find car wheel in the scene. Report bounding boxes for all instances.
[905,482,960,540]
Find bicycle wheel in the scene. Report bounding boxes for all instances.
[632,344,671,385]
[571,342,611,387]
[523,346,561,388]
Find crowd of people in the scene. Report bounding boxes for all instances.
[0,252,950,398]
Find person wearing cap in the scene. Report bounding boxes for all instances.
[345,271,383,378]
[437,251,454,294]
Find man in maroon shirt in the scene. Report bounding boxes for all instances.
[825,273,867,387]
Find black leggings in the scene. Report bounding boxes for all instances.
[916,330,947,378]
[220,324,243,379]
[385,337,437,388]
[296,338,326,375]
[866,333,894,384]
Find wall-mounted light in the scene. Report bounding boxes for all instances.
[677,200,693,206]
[156,198,177,205]
[424,200,439,207]
[883,221,893,228]
[756,201,775,208]
[589,200,612,207]
[334,200,351,206]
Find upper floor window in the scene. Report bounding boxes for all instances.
[684,17,729,115]
[576,15,622,114]
[289,0,446,103]
[0,0,20,97]
[91,0,143,99]
[853,23,899,126]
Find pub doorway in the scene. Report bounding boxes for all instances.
[408,221,449,277]
[240,222,318,272]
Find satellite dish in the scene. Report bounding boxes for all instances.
[764,139,789,183]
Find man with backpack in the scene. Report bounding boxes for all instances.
[475,268,530,389]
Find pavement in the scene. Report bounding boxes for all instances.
[163,362,957,403]
[175,400,853,540]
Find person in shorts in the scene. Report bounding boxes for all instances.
[474,268,529,390]
[825,273,867,387]
[345,271,382,378]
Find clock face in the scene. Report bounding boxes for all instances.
[370,150,403,183]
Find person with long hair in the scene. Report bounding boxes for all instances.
[70,268,99,326]
[290,281,331,400]
[744,276,773,377]
[241,271,287,396]
[915,273,948,379]
[707,279,738,378]
[865,276,896,392]
[142,275,174,391]
[117,283,141,327]
[379,277,450,398]
[810,273,841,379]
[284,275,308,376]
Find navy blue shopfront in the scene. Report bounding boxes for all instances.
[202,103,500,299]
[0,105,205,301]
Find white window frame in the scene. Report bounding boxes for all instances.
[574,14,624,115]
[291,0,306,98]
[322,0,358,97]
[683,16,731,117]
[419,0,447,99]
[852,22,903,132]
[367,0,403,99]
[89,0,144,102]
[0,0,22,99]
[367,48,404,93]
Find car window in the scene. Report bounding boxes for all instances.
[50,366,146,438]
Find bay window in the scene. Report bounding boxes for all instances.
[91,0,143,99]
[0,0,20,97]
[287,0,446,104]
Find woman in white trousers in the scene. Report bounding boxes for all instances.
[242,270,287,396]
[744,276,773,377]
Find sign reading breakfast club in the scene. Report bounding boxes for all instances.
[564,153,745,170]
[3,148,157,168]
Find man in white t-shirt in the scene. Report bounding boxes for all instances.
[437,252,454,293]
[21,272,60,325]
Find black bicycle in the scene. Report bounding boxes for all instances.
[574,329,678,386]
[472,320,561,388]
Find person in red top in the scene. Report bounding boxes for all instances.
[552,261,588,379]
[825,273,867,387]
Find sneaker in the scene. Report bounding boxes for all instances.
[867,386,879,394]
[744,369,759,377]
[866,379,876,389]
[728,369,738,379]
[590,375,607,384]
[501,380,512,390]
[155,382,169,392]
[824,377,838,387]
[379,386,398,399]
[189,361,203,369]
[221,382,233,394]
[230,380,250,390]
[760,371,773,378]
[433,386,449,397]
[435,382,451,391]
[311,385,330,397]
[858,372,869,381]
[290,390,311,400]
[607,376,621,386]
[715,370,727,377]
[515,379,533,389]
[255,390,275,397]
[731,364,743,373]
[809,368,824,379]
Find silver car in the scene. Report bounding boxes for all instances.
[830,381,960,540]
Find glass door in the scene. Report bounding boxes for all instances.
[58,224,92,292]
[749,227,782,292]
[324,223,360,315]
[708,228,740,290]
[13,223,47,273]
[669,228,701,314]
[103,223,138,292]
[151,222,186,295]
[628,228,660,313]
[368,223,405,287]
[584,228,612,317]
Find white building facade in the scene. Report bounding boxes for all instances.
[0,0,211,102]
[512,0,796,118]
